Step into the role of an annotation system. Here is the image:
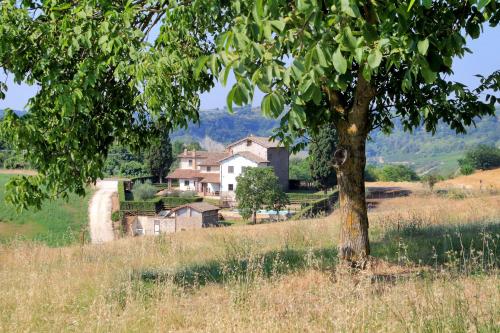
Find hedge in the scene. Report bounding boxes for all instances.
[293,191,339,220]
[118,180,202,213]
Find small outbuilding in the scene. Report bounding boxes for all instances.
[171,202,220,230]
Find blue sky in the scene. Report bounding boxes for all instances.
[0,26,498,111]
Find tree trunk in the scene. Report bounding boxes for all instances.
[253,211,257,224]
[330,74,375,266]
[336,127,370,264]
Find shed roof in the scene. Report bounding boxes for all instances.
[172,202,220,213]
[200,173,221,184]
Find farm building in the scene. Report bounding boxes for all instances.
[132,202,219,236]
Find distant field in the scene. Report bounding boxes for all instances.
[0,174,93,246]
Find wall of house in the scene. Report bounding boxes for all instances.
[179,157,196,170]
[229,140,268,160]
[267,147,290,190]
[175,207,203,230]
[179,178,196,191]
[206,182,220,194]
[200,165,219,173]
[220,155,258,193]
[133,216,176,236]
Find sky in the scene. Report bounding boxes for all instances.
[0,27,498,111]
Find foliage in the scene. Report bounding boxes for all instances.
[132,180,158,201]
[119,161,149,177]
[104,145,147,177]
[179,191,197,198]
[146,131,173,183]
[293,191,339,219]
[161,196,202,209]
[235,167,288,224]
[111,211,122,222]
[459,144,500,172]
[364,165,378,182]
[289,157,312,181]
[421,174,441,191]
[309,123,337,192]
[459,162,475,176]
[375,165,420,182]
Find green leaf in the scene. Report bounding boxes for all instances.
[341,0,360,18]
[194,55,209,78]
[315,45,328,67]
[332,48,347,74]
[422,0,432,8]
[227,86,236,113]
[221,65,232,86]
[417,39,429,55]
[367,49,382,69]
[477,0,491,10]
[421,66,437,83]
[270,20,286,32]
[407,0,416,12]
[291,60,305,79]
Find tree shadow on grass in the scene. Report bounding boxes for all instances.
[134,247,338,288]
[371,221,500,269]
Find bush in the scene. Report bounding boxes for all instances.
[119,161,148,177]
[459,144,500,173]
[179,190,197,198]
[376,165,419,182]
[162,196,202,209]
[364,165,379,182]
[421,174,442,191]
[132,180,158,201]
[111,211,122,222]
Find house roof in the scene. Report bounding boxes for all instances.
[226,135,281,149]
[200,173,221,184]
[172,202,220,213]
[166,169,202,179]
[218,151,269,164]
[197,152,230,166]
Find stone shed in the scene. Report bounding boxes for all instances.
[171,202,220,230]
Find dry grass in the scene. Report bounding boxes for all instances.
[439,168,500,191]
[0,192,499,332]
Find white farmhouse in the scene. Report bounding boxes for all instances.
[166,135,289,198]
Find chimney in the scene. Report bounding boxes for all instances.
[192,149,196,157]
[183,148,188,156]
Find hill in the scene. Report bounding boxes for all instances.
[175,107,500,175]
[0,189,499,331]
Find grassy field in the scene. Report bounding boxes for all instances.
[0,181,498,331]
[0,174,93,246]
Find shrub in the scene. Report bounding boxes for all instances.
[179,190,197,198]
[459,144,500,172]
[132,180,158,201]
[111,211,122,222]
[364,165,379,181]
[421,174,441,191]
[119,161,148,177]
[376,165,419,182]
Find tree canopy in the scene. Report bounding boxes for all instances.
[146,130,173,182]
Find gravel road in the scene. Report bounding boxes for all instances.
[89,180,118,244]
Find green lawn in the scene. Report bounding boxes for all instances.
[0,174,93,246]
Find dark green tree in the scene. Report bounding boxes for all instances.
[309,124,338,194]
[147,132,173,183]
[459,144,500,171]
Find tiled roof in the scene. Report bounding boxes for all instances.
[166,169,202,179]
[172,202,220,213]
[200,173,221,184]
[197,152,230,166]
[219,151,269,164]
[226,135,281,149]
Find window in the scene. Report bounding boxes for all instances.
[241,166,248,174]
[246,140,252,146]
[228,184,234,191]
[184,180,190,186]
[154,220,161,235]
[188,160,193,166]
[228,166,234,173]
[207,166,211,172]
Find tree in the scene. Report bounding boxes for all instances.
[377,165,419,182]
[1,1,499,264]
[459,144,500,172]
[421,174,440,192]
[235,167,288,224]
[309,124,338,193]
[289,157,312,181]
[147,131,173,183]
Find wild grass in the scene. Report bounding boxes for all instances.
[0,174,93,246]
[0,192,499,332]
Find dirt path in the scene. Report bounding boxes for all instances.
[89,180,118,244]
